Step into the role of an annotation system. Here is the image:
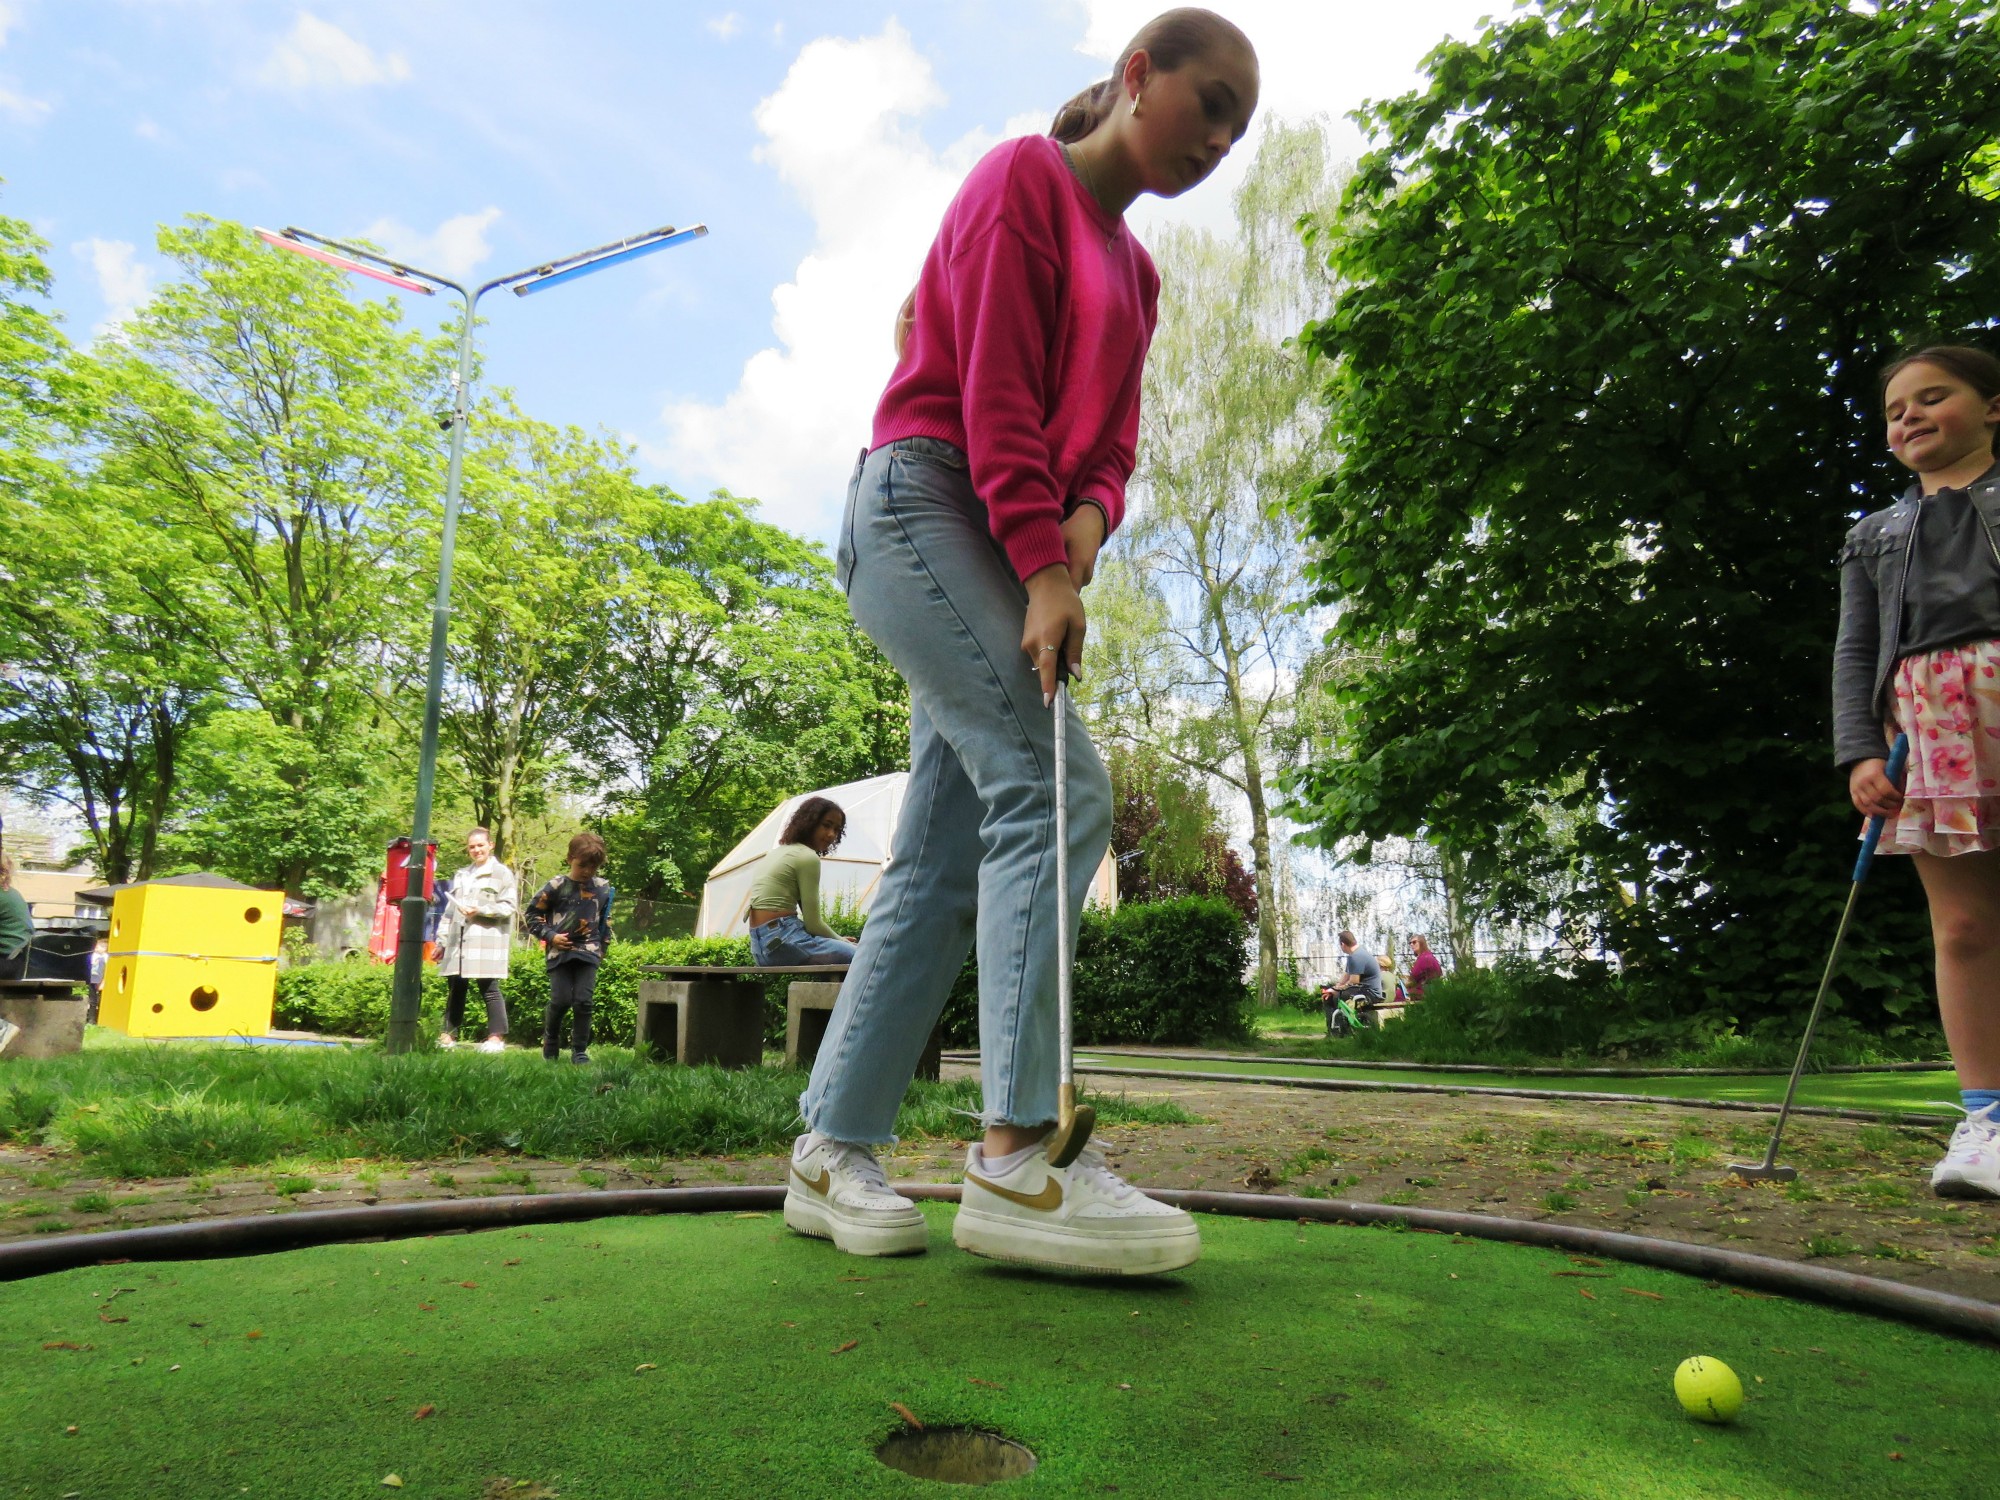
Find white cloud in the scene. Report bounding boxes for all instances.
[0,2,18,49]
[73,238,154,340]
[358,207,502,281]
[134,118,161,140]
[0,82,46,122]
[649,22,1015,535]
[707,13,742,41]
[258,12,410,90]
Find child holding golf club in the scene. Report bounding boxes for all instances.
[786,8,1258,1274]
[1834,344,2000,1197]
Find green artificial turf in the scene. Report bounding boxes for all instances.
[3,1208,1988,1497]
[1073,1053,1963,1118]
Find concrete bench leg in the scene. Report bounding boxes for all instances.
[676,979,768,1069]
[785,981,841,1071]
[0,996,85,1060]
[635,980,679,1062]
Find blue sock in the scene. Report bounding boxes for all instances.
[1960,1089,2000,1117]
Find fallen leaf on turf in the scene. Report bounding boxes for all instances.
[889,1402,923,1429]
[1729,1289,1777,1300]
[43,1342,90,1351]
[839,1275,873,1282]
[417,1303,435,1312]
[1622,1289,1664,1301]
[504,1259,521,1267]
[1889,1452,1904,1461]
[782,1321,798,1328]
[460,1281,479,1289]
[380,1477,403,1489]
[245,1330,263,1340]
[913,1301,927,1308]
[1579,1289,1597,1301]
[968,1378,1005,1390]
[1553,1271,1610,1279]
[1568,1256,1604,1267]
[98,1314,127,1324]
[413,1404,435,1420]
[732,1212,768,1219]
[64,1425,78,1435]
[1117,1383,1132,1391]
[634,1364,656,1374]
[831,1340,858,1354]
[169,1365,180,1372]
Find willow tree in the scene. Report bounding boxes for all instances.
[1086,119,1344,1006]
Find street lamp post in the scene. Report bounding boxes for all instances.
[256,222,707,1054]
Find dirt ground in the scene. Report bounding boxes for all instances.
[3,1062,1995,1303]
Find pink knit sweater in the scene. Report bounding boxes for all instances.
[872,134,1160,583]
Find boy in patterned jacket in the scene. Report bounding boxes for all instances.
[525,832,614,1064]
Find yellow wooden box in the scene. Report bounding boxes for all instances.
[99,882,284,1037]
[106,882,284,961]
[98,952,277,1038]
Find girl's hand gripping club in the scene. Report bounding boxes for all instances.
[1043,673,1095,1169]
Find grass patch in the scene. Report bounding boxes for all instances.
[0,1046,1200,1180]
[1540,1191,1577,1213]
[577,1169,609,1189]
[1805,1235,1863,1258]
[270,1176,316,1198]
[68,1192,113,1215]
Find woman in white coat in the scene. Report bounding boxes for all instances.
[435,827,517,1052]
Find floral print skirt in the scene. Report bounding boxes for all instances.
[1881,639,2000,857]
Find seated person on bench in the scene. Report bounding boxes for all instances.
[1330,930,1385,1019]
[748,797,857,967]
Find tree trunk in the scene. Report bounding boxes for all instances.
[1436,841,1479,972]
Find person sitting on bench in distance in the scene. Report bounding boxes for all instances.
[1331,930,1385,1016]
[748,796,857,967]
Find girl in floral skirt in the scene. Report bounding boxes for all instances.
[1833,344,2000,1196]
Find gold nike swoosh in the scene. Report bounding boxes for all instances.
[965,1170,1063,1212]
[793,1164,830,1197]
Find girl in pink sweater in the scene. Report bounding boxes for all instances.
[788,8,1259,1276]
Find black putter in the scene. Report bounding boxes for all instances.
[1728,732,1910,1184]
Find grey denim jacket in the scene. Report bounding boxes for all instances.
[1831,470,2000,768]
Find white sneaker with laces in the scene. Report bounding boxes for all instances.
[476,1035,506,1054]
[953,1140,1200,1276]
[784,1133,928,1256]
[1931,1102,2000,1198]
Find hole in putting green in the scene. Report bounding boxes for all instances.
[875,1427,1037,1485]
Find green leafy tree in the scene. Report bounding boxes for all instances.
[582,490,908,900]
[1088,119,1343,1006]
[1289,0,2000,1022]
[89,217,451,893]
[439,401,645,861]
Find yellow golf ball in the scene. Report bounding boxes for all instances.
[1674,1355,1743,1423]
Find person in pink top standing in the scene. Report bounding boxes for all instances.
[786,9,1259,1277]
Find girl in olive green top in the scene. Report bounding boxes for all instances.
[0,854,30,981]
[748,797,856,966]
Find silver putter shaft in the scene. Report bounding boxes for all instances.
[1044,675,1095,1169]
[1728,733,1909,1184]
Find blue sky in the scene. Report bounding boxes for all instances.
[4,0,1496,542]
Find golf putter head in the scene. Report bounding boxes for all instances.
[1045,1083,1096,1168]
[1724,1161,1797,1185]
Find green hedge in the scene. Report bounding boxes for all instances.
[936,895,1252,1047]
[278,897,1251,1050]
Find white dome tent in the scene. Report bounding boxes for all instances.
[697,771,1118,938]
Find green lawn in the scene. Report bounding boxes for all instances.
[4,1207,1985,1497]
[1073,1052,1963,1118]
[0,1045,1197,1179]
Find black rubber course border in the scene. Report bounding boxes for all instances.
[1,1185,1993,1345]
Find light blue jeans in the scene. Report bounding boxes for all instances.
[800,437,1112,1143]
[751,916,857,967]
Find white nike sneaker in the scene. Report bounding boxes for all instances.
[953,1140,1200,1276]
[476,1035,506,1054]
[784,1133,928,1256]
[1931,1102,2000,1199]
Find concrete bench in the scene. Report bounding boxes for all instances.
[634,964,848,1069]
[785,979,944,1082]
[0,978,87,1060]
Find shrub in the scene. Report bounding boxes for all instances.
[936,895,1252,1047]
